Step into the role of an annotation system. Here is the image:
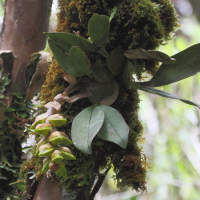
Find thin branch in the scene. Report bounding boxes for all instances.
[89,168,111,200]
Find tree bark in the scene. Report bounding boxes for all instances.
[0,0,52,106]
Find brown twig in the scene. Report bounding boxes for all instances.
[89,168,111,200]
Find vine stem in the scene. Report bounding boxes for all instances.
[89,167,111,200]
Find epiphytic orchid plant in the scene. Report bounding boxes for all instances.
[32,13,200,176]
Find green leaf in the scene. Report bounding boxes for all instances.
[107,47,126,76]
[92,63,113,84]
[45,29,109,58]
[56,163,67,177]
[16,111,27,118]
[69,46,92,77]
[88,14,110,48]
[0,65,3,78]
[88,80,119,105]
[97,47,109,58]
[14,99,26,110]
[48,118,67,127]
[140,44,200,87]
[4,112,15,124]
[71,105,105,154]
[61,151,76,160]
[12,92,23,99]
[46,32,95,52]
[0,165,16,173]
[0,107,6,122]
[121,59,136,89]
[0,73,11,92]
[97,105,129,149]
[124,48,175,64]
[2,107,15,113]
[48,39,83,77]
[109,6,117,22]
[51,154,64,164]
[129,81,200,109]
[42,157,51,174]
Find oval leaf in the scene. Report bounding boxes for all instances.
[88,14,110,48]
[97,105,129,149]
[48,39,83,77]
[71,105,105,154]
[69,46,92,77]
[46,32,95,52]
[140,44,200,87]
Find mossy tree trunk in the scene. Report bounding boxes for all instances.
[27,0,179,200]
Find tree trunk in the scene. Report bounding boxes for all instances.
[0,0,52,106]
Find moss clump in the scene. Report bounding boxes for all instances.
[39,0,179,194]
[56,0,179,51]
[41,60,66,102]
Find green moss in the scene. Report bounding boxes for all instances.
[56,0,179,50]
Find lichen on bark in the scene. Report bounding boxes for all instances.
[39,0,179,195]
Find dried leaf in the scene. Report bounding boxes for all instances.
[25,51,50,102]
[124,48,175,64]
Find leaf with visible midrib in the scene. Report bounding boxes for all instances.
[71,105,105,154]
[88,14,110,48]
[69,46,92,77]
[97,105,129,148]
[48,39,83,77]
[140,44,200,87]
[46,32,95,52]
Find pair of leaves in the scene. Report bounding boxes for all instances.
[125,44,200,109]
[49,40,92,77]
[47,14,110,77]
[71,105,129,154]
